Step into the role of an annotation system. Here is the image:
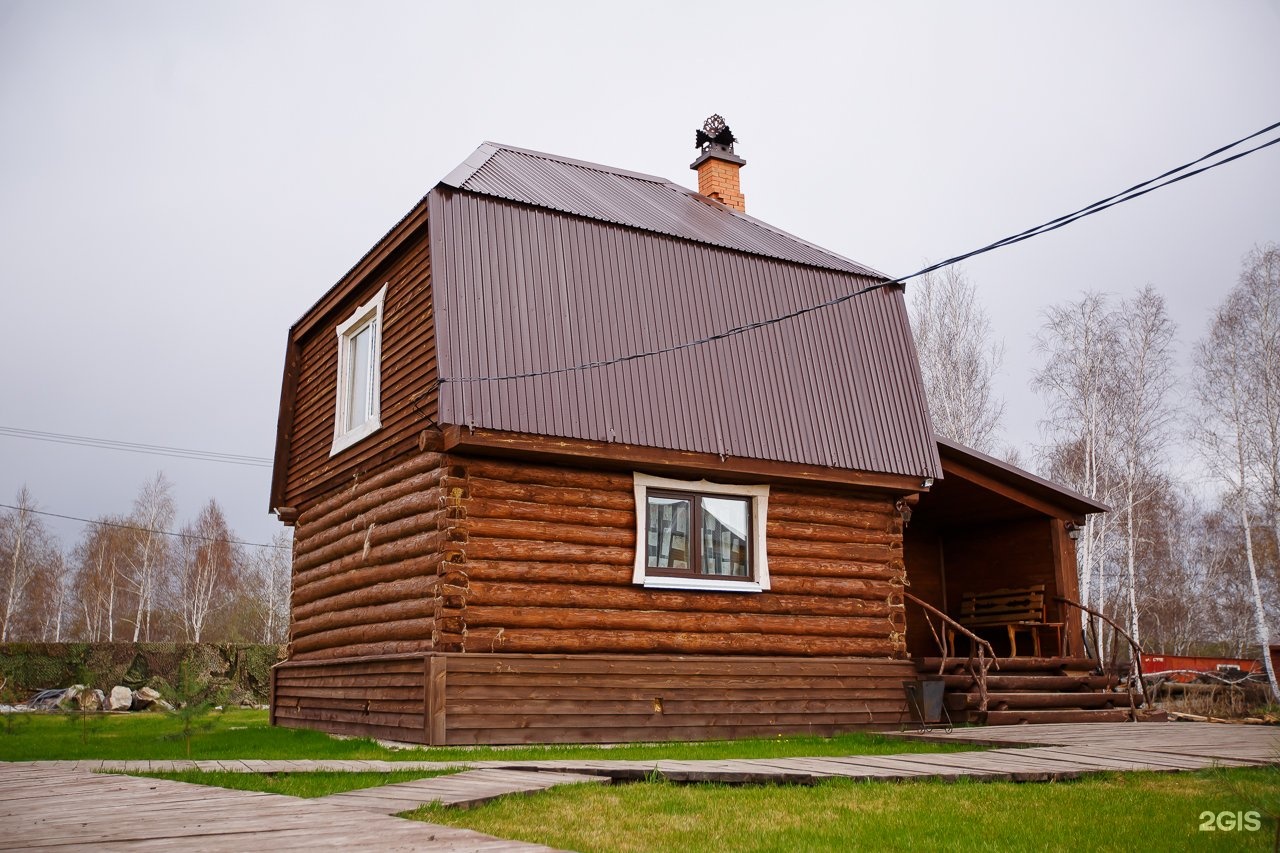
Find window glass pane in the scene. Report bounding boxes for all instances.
[647,496,691,570]
[346,323,373,430]
[699,496,750,577]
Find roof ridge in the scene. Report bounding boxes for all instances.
[443,142,672,189]
[442,141,889,279]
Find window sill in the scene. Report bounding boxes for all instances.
[640,575,765,593]
[330,418,382,457]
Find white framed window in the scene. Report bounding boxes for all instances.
[632,473,770,592]
[330,284,387,456]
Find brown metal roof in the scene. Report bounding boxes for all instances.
[430,173,942,480]
[441,143,888,279]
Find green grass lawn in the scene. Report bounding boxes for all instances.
[137,768,458,798]
[409,767,1280,852]
[0,708,976,762]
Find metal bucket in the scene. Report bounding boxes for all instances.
[903,676,946,723]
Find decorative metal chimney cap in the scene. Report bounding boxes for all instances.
[691,113,745,168]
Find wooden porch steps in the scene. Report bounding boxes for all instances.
[945,691,1123,711]
[916,656,1097,672]
[940,673,1118,692]
[914,656,1144,725]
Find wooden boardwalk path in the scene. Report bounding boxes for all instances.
[485,721,1279,784]
[0,763,567,852]
[314,768,607,813]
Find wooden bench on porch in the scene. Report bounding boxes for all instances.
[946,584,1065,657]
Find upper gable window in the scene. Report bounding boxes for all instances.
[331,284,387,456]
[632,473,770,593]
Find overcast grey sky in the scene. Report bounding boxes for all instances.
[2,1,1278,551]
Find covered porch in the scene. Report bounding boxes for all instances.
[900,440,1123,724]
[902,439,1105,661]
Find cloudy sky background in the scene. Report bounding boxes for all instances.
[2,1,1278,552]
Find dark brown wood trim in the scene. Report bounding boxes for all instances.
[441,427,926,494]
[269,338,302,513]
[940,456,1079,521]
[269,662,278,727]
[1049,518,1083,656]
[292,202,431,342]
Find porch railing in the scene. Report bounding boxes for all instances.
[903,592,998,714]
[1052,595,1149,711]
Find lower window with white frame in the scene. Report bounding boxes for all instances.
[632,473,770,592]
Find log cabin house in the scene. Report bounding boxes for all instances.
[269,119,1113,744]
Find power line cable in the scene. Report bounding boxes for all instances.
[921,118,1280,272]
[440,118,1280,385]
[0,426,272,468]
[0,502,289,550]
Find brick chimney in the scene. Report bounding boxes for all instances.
[691,114,746,212]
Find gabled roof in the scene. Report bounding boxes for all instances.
[441,143,887,278]
[937,437,1110,517]
[428,144,941,482]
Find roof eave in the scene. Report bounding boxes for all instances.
[936,436,1110,515]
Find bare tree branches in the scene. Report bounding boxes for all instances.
[1032,288,1177,653]
[1192,243,1280,703]
[246,530,292,644]
[173,500,241,643]
[908,266,1006,453]
[123,473,175,642]
[1,478,286,645]
[0,487,60,642]
[1033,292,1120,623]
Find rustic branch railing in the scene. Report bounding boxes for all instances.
[1053,595,1149,710]
[904,592,998,714]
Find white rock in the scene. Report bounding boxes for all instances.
[106,686,133,711]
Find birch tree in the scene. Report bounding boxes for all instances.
[1032,293,1119,622]
[908,265,1006,453]
[123,473,175,642]
[1192,243,1280,703]
[246,531,292,644]
[0,487,48,641]
[174,500,240,642]
[1034,289,1179,651]
[1110,287,1178,646]
[71,520,131,641]
[28,551,70,642]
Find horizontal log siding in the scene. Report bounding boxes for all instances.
[272,655,430,742]
[289,452,456,661]
[443,653,916,744]
[453,456,908,657]
[282,222,438,509]
[272,653,918,744]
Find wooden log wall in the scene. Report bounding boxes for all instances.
[289,450,460,661]
[450,455,908,658]
[272,653,919,745]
